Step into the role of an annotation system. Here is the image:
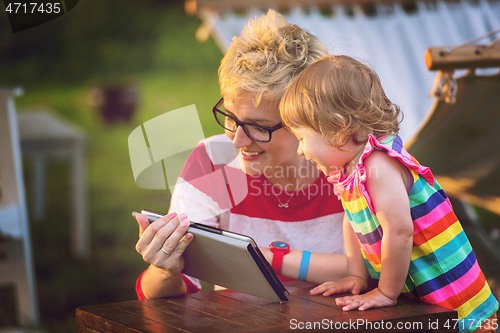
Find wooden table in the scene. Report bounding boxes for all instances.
[76,281,458,332]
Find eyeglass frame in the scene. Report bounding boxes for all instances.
[212,98,283,143]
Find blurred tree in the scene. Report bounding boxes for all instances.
[0,0,166,87]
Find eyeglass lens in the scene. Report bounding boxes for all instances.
[214,110,271,142]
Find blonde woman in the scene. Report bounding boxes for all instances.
[134,10,347,299]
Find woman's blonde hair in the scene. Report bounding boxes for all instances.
[219,9,328,107]
[280,55,402,147]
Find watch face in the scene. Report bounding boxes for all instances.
[272,241,289,249]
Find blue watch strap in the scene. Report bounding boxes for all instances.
[298,251,311,282]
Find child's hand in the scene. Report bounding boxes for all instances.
[335,288,397,311]
[310,276,367,297]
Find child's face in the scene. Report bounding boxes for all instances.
[291,127,362,176]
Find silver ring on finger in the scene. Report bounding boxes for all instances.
[161,248,171,255]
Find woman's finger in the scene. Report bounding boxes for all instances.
[159,218,190,253]
[156,221,193,273]
[136,219,168,254]
[148,214,187,252]
[164,232,194,261]
[135,213,150,238]
[136,213,182,253]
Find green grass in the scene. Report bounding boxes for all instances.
[0,2,224,332]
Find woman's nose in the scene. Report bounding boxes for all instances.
[232,125,253,147]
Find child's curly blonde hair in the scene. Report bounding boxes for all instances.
[280,55,403,147]
[219,9,328,107]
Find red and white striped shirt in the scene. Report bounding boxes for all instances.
[137,134,345,297]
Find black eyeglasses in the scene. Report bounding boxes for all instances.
[212,98,283,143]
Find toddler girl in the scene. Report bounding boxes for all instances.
[280,55,498,333]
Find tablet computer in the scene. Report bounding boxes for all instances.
[137,209,290,302]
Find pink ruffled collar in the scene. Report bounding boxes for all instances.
[327,133,435,204]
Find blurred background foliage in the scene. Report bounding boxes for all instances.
[0,0,224,331]
[0,0,220,86]
[1,1,499,332]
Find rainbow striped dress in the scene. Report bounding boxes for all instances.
[330,134,498,333]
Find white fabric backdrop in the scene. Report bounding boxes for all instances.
[199,0,500,140]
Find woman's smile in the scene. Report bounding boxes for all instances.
[240,149,264,160]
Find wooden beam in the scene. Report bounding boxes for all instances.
[425,44,500,71]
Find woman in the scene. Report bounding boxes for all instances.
[135,9,347,299]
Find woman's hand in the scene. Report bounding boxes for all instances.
[310,275,367,297]
[135,212,194,275]
[334,287,397,311]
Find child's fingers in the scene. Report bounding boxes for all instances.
[358,301,374,311]
[322,286,345,297]
[310,282,347,296]
[337,289,397,311]
[310,282,337,295]
[350,279,366,295]
[310,281,351,297]
[336,296,363,311]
